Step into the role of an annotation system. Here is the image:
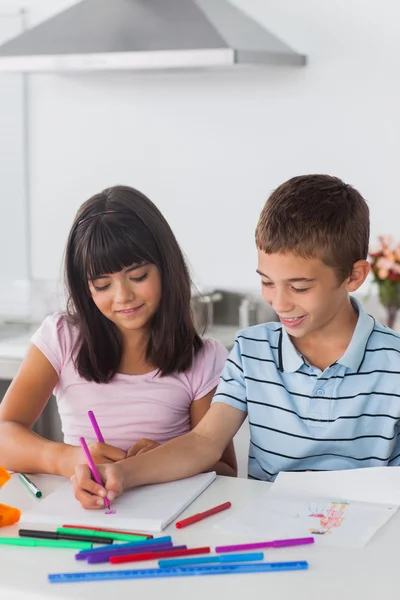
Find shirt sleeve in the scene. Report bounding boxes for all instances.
[30,313,72,376]
[190,338,229,400]
[212,337,247,413]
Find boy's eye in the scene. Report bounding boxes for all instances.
[261,281,273,287]
[292,287,310,293]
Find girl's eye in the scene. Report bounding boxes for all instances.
[93,283,110,292]
[292,287,310,293]
[261,281,273,287]
[130,273,149,283]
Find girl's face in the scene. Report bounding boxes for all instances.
[88,262,162,335]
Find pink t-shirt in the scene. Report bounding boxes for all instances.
[31,313,228,451]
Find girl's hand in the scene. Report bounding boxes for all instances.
[71,462,124,509]
[60,443,126,478]
[126,438,160,457]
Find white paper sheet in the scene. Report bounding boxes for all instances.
[20,471,216,532]
[216,467,400,547]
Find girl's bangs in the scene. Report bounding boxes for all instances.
[81,220,155,281]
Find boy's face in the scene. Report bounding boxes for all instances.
[256,251,356,340]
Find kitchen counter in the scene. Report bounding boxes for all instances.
[0,327,37,379]
[0,323,238,381]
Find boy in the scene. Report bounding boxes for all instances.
[73,174,400,507]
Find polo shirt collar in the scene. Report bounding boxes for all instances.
[278,296,375,373]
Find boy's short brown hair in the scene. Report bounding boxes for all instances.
[255,174,370,281]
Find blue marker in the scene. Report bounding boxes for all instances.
[159,552,264,568]
[48,561,309,583]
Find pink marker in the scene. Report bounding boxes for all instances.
[88,410,105,443]
[215,536,314,553]
[79,436,113,513]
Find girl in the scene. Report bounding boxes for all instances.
[0,186,236,478]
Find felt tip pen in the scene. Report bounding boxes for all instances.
[62,524,152,538]
[19,529,113,544]
[17,473,42,498]
[0,537,92,549]
[88,410,105,443]
[57,527,143,542]
[75,536,172,559]
[87,544,184,565]
[215,536,314,553]
[159,552,264,568]
[175,501,231,528]
[79,437,111,511]
[110,546,211,565]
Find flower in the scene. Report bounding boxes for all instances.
[369,236,400,310]
[369,237,400,285]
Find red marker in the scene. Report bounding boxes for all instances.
[62,524,152,538]
[175,501,232,529]
[110,546,211,565]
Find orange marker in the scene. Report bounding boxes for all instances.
[0,466,11,488]
[0,504,21,527]
[0,467,21,527]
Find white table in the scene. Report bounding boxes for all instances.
[0,473,397,599]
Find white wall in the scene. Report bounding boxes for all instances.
[0,11,28,317]
[3,0,400,296]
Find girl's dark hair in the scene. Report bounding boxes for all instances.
[65,185,202,383]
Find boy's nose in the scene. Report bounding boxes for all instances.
[272,290,294,314]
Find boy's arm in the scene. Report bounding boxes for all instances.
[121,402,245,488]
[122,336,248,487]
[72,337,249,507]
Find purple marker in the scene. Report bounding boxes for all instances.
[87,544,187,564]
[75,536,173,560]
[83,543,174,561]
[79,436,112,512]
[215,537,314,553]
[88,410,105,443]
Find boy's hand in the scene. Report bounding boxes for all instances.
[71,462,124,509]
[126,438,160,457]
[86,442,127,464]
[59,443,126,478]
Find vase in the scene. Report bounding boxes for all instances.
[386,304,398,329]
[378,281,400,330]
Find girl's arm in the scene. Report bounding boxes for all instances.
[190,387,237,477]
[0,344,125,477]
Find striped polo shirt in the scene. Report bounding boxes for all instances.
[212,296,400,481]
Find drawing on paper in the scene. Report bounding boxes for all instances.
[308,500,348,535]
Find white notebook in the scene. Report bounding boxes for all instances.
[20,472,216,532]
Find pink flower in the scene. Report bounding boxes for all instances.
[377,257,395,270]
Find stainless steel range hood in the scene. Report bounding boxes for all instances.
[0,0,306,72]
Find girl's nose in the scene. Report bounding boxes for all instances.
[115,282,134,303]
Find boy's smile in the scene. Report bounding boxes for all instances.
[278,314,307,329]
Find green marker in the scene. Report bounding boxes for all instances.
[56,527,146,542]
[0,537,92,549]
